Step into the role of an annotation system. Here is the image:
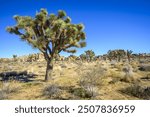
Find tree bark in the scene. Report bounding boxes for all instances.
[127,56,131,63]
[118,56,121,62]
[45,60,53,81]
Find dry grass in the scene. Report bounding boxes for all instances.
[0,60,150,100]
[0,81,21,99]
[121,84,150,99]
[42,84,61,99]
[78,64,108,99]
[113,62,124,71]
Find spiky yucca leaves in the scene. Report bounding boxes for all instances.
[7,9,86,81]
[85,50,95,62]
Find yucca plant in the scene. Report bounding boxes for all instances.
[6,9,86,81]
[85,50,95,62]
[127,50,133,63]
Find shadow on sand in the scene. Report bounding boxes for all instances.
[0,71,38,82]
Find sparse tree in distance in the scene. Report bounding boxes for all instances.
[117,49,126,62]
[13,55,17,59]
[80,53,86,62]
[107,49,126,62]
[127,50,133,63]
[13,55,17,62]
[85,50,95,62]
[107,50,116,61]
[6,9,86,81]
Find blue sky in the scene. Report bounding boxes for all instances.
[0,0,150,58]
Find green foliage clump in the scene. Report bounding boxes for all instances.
[80,53,86,61]
[85,50,95,61]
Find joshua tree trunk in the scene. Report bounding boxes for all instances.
[138,55,141,62]
[108,57,112,62]
[127,55,131,63]
[118,56,121,62]
[45,59,53,81]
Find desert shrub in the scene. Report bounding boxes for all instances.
[107,69,125,84]
[139,64,150,72]
[79,65,107,98]
[70,87,97,99]
[147,73,150,79]
[108,64,136,83]
[121,84,150,99]
[0,90,7,100]
[43,84,61,98]
[110,61,123,71]
[114,63,124,71]
[110,60,117,66]
[0,59,3,63]
[0,81,21,100]
[25,82,42,87]
[0,59,8,63]
[1,82,20,93]
[139,60,145,64]
[108,70,123,78]
[130,62,139,70]
[121,65,135,82]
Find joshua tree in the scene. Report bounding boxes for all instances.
[107,50,116,61]
[85,50,95,62]
[117,49,126,62]
[13,55,17,59]
[80,53,86,62]
[13,55,17,62]
[7,9,86,81]
[138,53,142,62]
[107,49,126,62]
[127,50,133,63]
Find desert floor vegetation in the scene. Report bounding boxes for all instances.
[0,57,150,100]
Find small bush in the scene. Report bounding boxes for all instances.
[130,62,139,70]
[113,63,123,71]
[0,81,21,100]
[121,65,135,82]
[108,70,123,78]
[0,90,7,100]
[79,65,106,98]
[70,87,97,99]
[43,84,61,98]
[121,84,150,99]
[139,64,150,72]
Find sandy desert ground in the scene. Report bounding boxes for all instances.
[0,56,150,100]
